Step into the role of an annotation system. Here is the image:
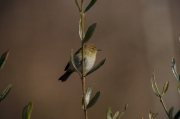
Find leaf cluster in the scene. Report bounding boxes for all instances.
[82,84,100,109]
[151,70,169,98]
[106,104,128,119]
[75,0,97,13]
[149,110,158,119]
[150,55,180,119]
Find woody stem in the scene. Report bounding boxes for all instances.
[80,0,88,119]
[160,97,169,117]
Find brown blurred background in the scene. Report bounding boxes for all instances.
[0,0,180,119]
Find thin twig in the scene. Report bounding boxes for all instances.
[80,0,88,119]
[160,98,169,117]
[152,70,169,117]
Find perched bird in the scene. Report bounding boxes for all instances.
[59,43,101,82]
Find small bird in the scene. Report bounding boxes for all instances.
[59,43,101,82]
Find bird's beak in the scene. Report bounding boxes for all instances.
[97,49,101,51]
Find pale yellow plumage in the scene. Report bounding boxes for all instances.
[59,43,100,82]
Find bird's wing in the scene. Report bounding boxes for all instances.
[75,48,82,55]
[64,48,82,71]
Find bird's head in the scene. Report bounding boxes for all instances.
[84,43,101,54]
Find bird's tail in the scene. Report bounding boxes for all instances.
[59,71,73,82]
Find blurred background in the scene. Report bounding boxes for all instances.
[0,0,180,119]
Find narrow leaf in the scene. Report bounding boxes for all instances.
[161,81,169,96]
[169,107,174,119]
[171,58,180,82]
[149,110,158,119]
[70,49,81,75]
[84,0,97,13]
[27,102,33,119]
[174,110,180,119]
[0,84,12,102]
[22,105,28,119]
[107,107,112,119]
[82,96,84,109]
[149,110,153,119]
[118,112,124,119]
[113,111,119,119]
[75,0,81,11]
[151,70,161,98]
[86,58,106,76]
[22,102,33,119]
[86,91,100,109]
[154,113,159,118]
[178,83,180,93]
[82,23,97,44]
[0,50,9,69]
[124,103,128,110]
[85,84,94,105]
[151,79,160,98]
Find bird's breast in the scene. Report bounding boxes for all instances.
[84,54,96,73]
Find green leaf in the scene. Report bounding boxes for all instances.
[113,111,119,119]
[75,0,80,11]
[151,79,160,98]
[174,110,180,119]
[171,58,180,82]
[22,102,33,119]
[118,112,125,119]
[151,70,161,98]
[107,107,112,119]
[0,84,12,102]
[84,0,97,13]
[169,107,174,119]
[149,110,158,119]
[81,95,84,109]
[22,105,28,119]
[86,58,106,76]
[0,50,10,69]
[82,23,97,44]
[85,84,94,105]
[27,102,33,119]
[124,103,128,110]
[149,111,153,119]
[153,113,158,119]
[86,91,100,109]
[70,49,81,75]
[178,83,180,93]
[161,81,169,96]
